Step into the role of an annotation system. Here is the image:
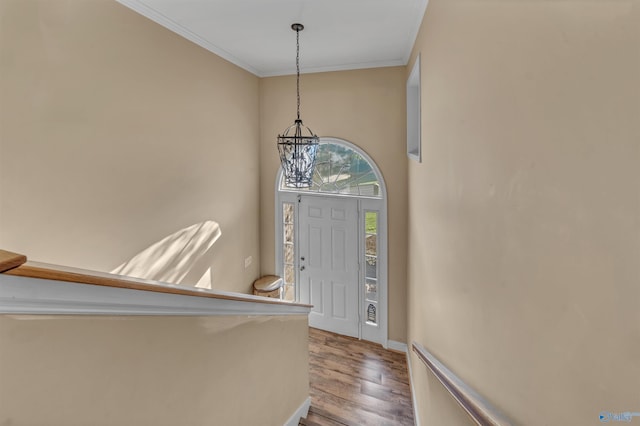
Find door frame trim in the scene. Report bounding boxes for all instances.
[274,137,388,347]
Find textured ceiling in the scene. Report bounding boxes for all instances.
[117,0,429,77]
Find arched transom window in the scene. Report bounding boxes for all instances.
[279,141,382,198]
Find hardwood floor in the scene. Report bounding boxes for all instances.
[300,328,415,426]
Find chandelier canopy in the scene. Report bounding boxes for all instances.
[277,23,319,188]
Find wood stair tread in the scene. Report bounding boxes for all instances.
[299,406,350,426]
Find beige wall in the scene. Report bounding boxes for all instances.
[0,314,309,425]
[407,0,639,424]
[259,68,408,342]
[0,0,261,293]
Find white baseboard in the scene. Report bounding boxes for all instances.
[387,340,408,353]
[284,396,311,426]
[406,350,421,426]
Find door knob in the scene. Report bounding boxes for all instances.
[300,266,305,271]
[300,256,305,261]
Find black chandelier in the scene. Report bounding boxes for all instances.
[277,23,319,188]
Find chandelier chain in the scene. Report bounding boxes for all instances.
[296,26,300,121]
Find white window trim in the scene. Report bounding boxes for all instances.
[407,54,422,162]
[274,137,389,347]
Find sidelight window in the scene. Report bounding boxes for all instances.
[364,211,378,325]
[282,202,296,301]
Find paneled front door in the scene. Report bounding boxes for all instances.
[298,195,359,337]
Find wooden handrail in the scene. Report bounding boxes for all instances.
[0,250,27,273]
[1,250,310,309]
[412,342,513,426]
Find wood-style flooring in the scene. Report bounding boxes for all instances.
[300,328,415,426]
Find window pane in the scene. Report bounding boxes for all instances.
[283,284,295,302]
[365,234,377,257]
[284,224,294,243]
[365,211,378,234]
[366,278,377,302]
[284,243,294,264]
[283,203,294,224]
[367,303,377,325]
[284,264,294,285]
[365,255,377,278]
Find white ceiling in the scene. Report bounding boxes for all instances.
[116,0,428,77]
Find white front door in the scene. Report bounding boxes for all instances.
[298,195,359,337]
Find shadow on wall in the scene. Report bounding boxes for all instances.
[111,221,221,289]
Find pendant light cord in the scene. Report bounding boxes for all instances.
[296,27,301,121]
